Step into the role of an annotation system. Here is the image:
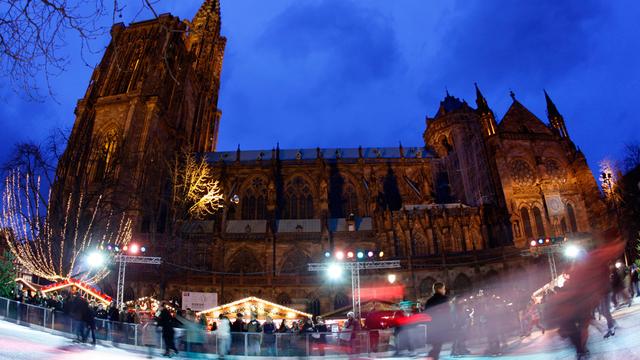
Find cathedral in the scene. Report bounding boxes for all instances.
[54,0,608,314]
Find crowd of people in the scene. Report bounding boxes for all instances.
[6,251,639,359]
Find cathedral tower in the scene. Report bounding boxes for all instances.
[53,2,226,231]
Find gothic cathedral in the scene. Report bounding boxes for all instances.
[54,0,608,314]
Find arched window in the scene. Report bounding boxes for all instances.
[533,207,546,238]
[334,293,350,309]
[228,248,263,274]
[94,129,119,180]
[280,250,311,275]
[520,208,533,239]
[283,177,314,219]
[241,178,267,220]
[453,273,472,295]
[510,160,535,187]
[567,203,577,233]
[343,183,359,217]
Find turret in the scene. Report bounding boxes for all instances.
[544,90,569,138]
[475,83,497,136]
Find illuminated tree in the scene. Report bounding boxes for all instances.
[170,150,224,221]
[1,170,132,283]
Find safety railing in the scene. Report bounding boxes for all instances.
[0,296,437,357]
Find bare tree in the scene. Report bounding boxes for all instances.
[0,0,112,98]
[622,142,640,174]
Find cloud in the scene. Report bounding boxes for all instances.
[259,0,403,93]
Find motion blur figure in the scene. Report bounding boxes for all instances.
[545,240,624,359]
[424,282,452,360]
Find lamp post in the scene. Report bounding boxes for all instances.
[601,170,629,266]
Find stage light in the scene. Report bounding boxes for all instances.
[123,245,129,251]
[379,251,384,258]
[324,251,331,258]
[356,251,364,259]
[564,244,581,258]
[387,274,397,284]
[327,263,343,280]
[530,240,537,247]
[335,251,344,260]
[538,239,544,244]
[141,247,146,253]
[87,251,105,268]
[347,251,354,259]
[367,251,374,258]
[129,244,139,254]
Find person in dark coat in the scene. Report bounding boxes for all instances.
[83,301,97,345]
[230,313,245,354]
[157,303,178,356]
[313,316,328,356]
[424,282,452,360]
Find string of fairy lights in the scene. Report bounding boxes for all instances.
[1,171,132,284]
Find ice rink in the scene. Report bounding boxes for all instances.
[0,303,639,360]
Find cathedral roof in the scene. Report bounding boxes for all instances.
[433,91,472,118]
[498,100,554,136]
[206,146,435,163]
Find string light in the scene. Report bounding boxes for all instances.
[0,170,132,284]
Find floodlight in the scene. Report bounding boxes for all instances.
[530,240,537,247]
[327,263,343,280]
[129,243,139,254]
[356,251,364,259]
[564,244,581,258]
[335,251,345,260]
[87,251,105,268]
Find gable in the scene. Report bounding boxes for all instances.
[498,101,554,136]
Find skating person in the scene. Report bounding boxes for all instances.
[424,282,452,360]
[217,314,231,358]
[157,302,178,357]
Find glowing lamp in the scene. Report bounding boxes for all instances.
[538,239,544,244]
[357,251,364,259]
[564,244,581,258]
[327,263,343,280]
[530,240,537,247]
[347,251,354,258]
[324,251,331,258]
[87,251,105,268]
[615,262,622,269]
[129,244,139,254]
[140,246,146,253]
[387,274,397,284]
[367,251,374,258]
[379,251,384,258]
[335,251,345,260]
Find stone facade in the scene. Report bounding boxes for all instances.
[53,1,609,314]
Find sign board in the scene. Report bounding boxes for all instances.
[182,291,217,311]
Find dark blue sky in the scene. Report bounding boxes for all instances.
[1,0,638,176]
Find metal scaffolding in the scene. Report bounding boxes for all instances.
[308,260,401,319]
[114,255,162,307]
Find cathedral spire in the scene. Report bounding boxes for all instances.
[544,90,569,138]
[475,82,489,112]
[475,83,497,137]
[192,0,221,30]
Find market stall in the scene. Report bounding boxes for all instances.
[197,296,312,322]
[40,278,112,306]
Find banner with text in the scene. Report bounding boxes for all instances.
[182,291,217,311]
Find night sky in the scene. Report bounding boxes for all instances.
[0,0,638,176]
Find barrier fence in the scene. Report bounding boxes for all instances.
[0,295,530,357]
[0,296,433,356]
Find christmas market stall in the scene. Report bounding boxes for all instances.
[40,278,112,306]
[197,296,312,322]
